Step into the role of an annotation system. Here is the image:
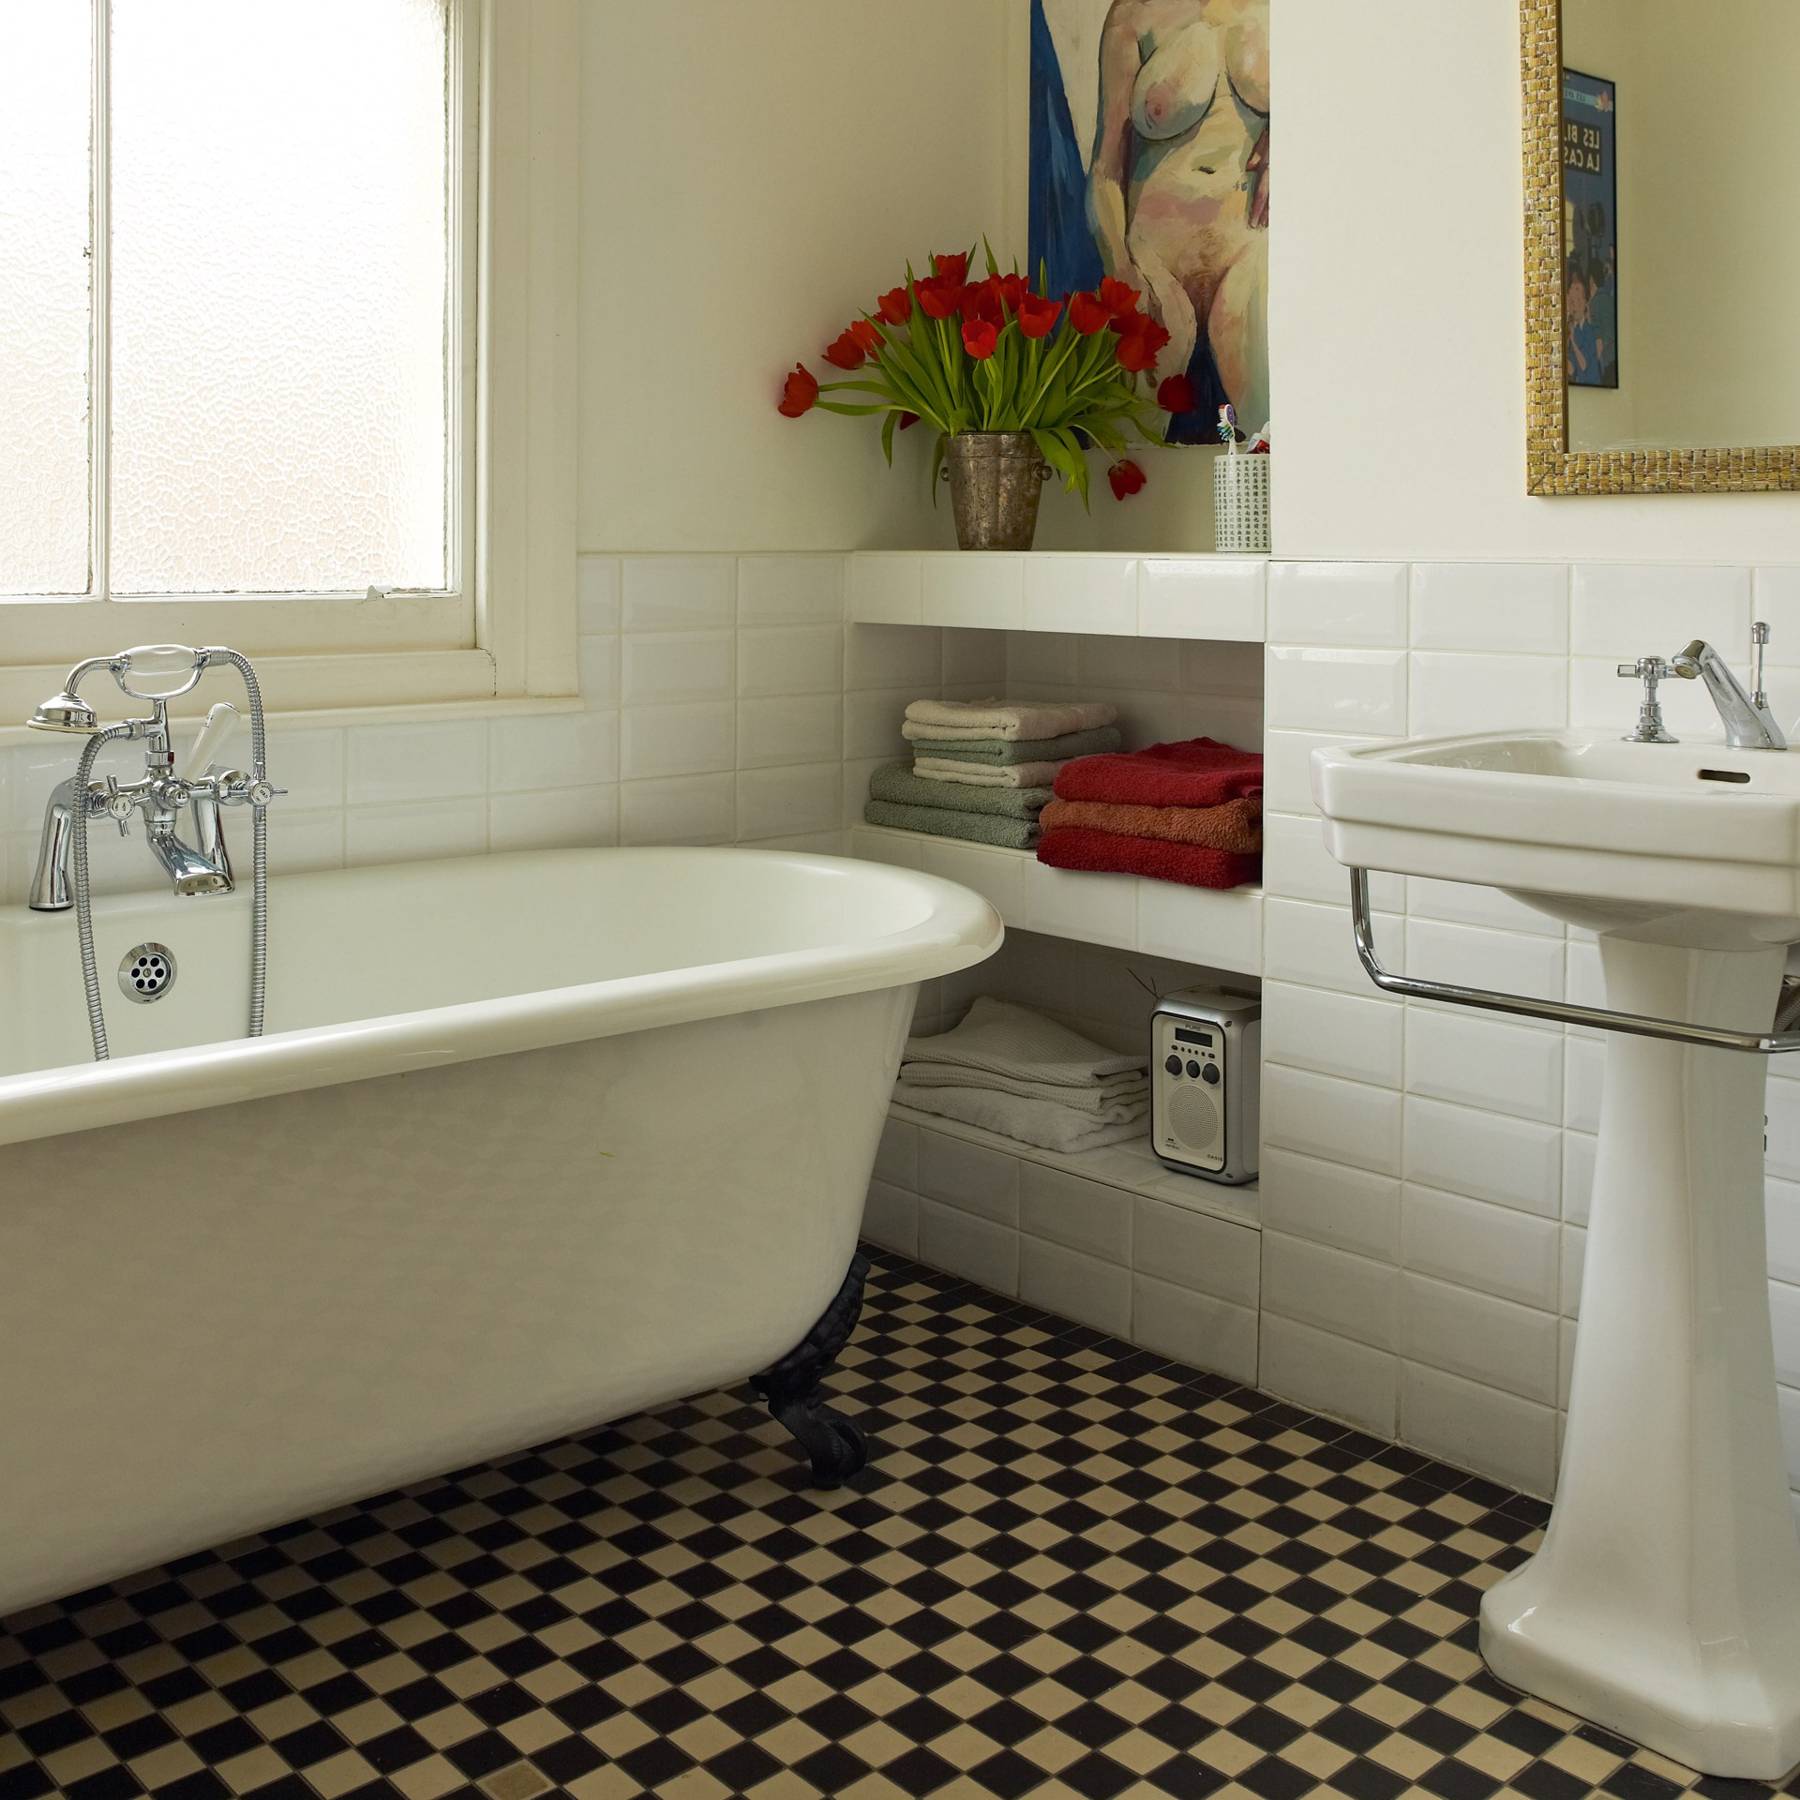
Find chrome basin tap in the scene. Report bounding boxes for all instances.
[1670,622,1788,751]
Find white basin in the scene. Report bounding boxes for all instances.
[1313,730,1800,947]
[1313,730,1800,1783]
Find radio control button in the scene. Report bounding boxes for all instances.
[1201,1063,1221,1085]
[1164,1054,1183,1075]
[1185,1061,1201,1079]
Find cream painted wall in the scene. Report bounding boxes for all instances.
[575,2,1013,554]
[1270,0,1800,562]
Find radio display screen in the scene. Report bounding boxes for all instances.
[1174,1027,1214,1047]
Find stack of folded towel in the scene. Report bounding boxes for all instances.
[896,996,1151,1154]
[1037,737,1263,889]
[863,699,1122,850]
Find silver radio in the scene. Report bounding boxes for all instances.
[1150,989,1260,1185]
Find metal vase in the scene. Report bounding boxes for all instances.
[943,432,1051,551]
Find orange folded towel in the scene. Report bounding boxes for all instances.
[1039,795,1262,854]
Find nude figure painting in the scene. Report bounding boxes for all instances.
[1029,0,1269,445]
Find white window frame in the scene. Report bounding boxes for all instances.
[0,0,579,729]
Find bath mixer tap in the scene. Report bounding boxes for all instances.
[24,645,281,1060]
[1669,622,1788,751]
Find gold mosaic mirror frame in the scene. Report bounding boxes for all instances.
[1522,0,1800,494]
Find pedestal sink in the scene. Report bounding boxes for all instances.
[1312,730,1800,1782]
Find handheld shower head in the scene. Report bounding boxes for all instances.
[28,691,100,733]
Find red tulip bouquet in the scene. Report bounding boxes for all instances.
[777,247,1194,505]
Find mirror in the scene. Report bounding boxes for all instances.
[1521,0,1800,493]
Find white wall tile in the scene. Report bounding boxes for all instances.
[269,729,346,812]
[918,1130,1020,1226]
[1005,630,1081,689]
[738,626,842,697]
[1400,1363,1558,1496]
[1406,875,1564,938]
[1018,1164,1133,1265]
[1262,729,1388,817]
[1075,634,1184,693]
[1261,1148,1400,1264]
[1132,1198,1261,1305]
[1024,554,1136,635]
[1260,1315,1396,1436]
[1138,558,1266,641]
[1404,918,1565,1012]
[1569,563,1750,659]
[848,554,923,625]
[622,555,736,631]
[1263,1231,1397,1351]
[1767,1078,1800,1182]
[1269,562,1408,647]
[920,1199,1019,1296]
[266,809,344,875]
[618,774,734,846]
[1266,647,1407,734]
[621,632,735,706]
[1263,896,1392,997]
[1023,862,1137,950]
[1264,810,1400,910]
[578,635,620,707]
[737,696,841,769]
[735,765,840,841]
[844,623,944,694]
[874,1117,919,1190]
[922,553,1025,629]
[843,689,912,762]
[487,784,618,851]
[1404,1097,1561,1217]
[1135,881,1262,974]
[620,702,736,780]
[1400,1273,1559,1405]
[861,1180,919,1257]
[1563,1035,1604,1134]
[345,798,485,865]
[1769,1178,1800,1286]
[1021,1236,1133,1336]
[1773,1280,1800,1389]
[1404,1007,1563,1124]
[346,721,487,806]
[915,839,1026,924]
[1562,1132,1596,1229]
[1262,979,1404,1090]
[942,629,1007,687]
[737,554,845,625]
[1408,652,1567,737]
[1410,563,1568,654]
[1401,1183,1560,1310]
[490,711,619,792]
[1133,1277,1259,1385]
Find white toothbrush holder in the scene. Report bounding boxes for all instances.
[1213,453,1271,553]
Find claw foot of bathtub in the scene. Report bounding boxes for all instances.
[752,1250,872,1489]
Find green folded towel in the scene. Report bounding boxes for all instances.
[903,724,1123,765]
[870,762,1051,818]
[863,800,1039,850]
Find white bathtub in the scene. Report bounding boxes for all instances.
[0,846,1000,1616]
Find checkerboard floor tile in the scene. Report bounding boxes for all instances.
[4,1248,1797,1800]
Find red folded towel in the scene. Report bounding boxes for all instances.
[1037,826,1260,890]
[1053,736,1263,808]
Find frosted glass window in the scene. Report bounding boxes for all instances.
[0,4,93,595]
[109,0,450,596]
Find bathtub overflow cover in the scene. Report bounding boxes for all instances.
[119,943,176,1003]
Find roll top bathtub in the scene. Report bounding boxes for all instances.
[0,847,1001,1617]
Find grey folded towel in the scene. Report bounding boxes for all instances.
[862,801,1039,850]
[869,762,1051,818]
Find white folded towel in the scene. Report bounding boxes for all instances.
[912,758,1065,790]
[899,1061,1148,1116]
[897,1084,1148,1154]
[902,997,1148,1089]
[902,699,1119,742]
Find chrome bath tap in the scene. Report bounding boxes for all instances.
[24,644,281,1059]
[1671,622,1787,751]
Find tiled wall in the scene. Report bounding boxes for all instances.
[0,554,858,904]
[1261,559,1800,1513]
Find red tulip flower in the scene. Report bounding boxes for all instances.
[850,319,882,356]
[916,275,962,319]
[1016,293,1063,339]
[1107,459,1147,500]
[1069,291,1111,335]
[1157,373,1197,413]
[877,286,912,325]
[898,411,920,430]
[1114,315,1170,373]
[962,318,999,360]
[1098,276,1142,319]
[932,251,969,286]
[777,364,819,418]
[998,272,1026,313]
[823,328,868,371]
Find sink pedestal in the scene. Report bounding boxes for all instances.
[1480,938,1800,1781]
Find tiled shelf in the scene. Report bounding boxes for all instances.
[850,823,1262,975]
[848,552,1267,642]
[888,1101,1260,1231]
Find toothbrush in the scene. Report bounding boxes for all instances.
[1216,404,1240,453]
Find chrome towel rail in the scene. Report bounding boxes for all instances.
[1347,868,1800,1055]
